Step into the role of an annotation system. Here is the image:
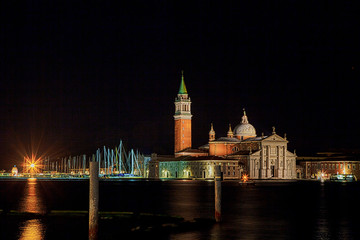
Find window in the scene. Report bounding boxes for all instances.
[271,148,275,154]
[348,164,351,169]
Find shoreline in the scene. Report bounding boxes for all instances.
[1,176,358,184]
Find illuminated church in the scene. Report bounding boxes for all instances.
[149,73,297,179]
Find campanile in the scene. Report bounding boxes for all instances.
[174,71,192,153]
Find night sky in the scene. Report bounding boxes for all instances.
[1,1,360,170]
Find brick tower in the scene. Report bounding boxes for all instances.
[174,71,192,153]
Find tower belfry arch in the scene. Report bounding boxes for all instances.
[174,71,192,153]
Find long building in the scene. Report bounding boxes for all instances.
[149,72,297,180]
[297,151,360,180]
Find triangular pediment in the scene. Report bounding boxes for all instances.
[286,150,297,157]
[262,134,288,143]
[250,150,261,156]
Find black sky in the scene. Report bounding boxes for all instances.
[1,1,360,169]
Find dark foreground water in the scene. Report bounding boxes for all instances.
[1,179,360,240]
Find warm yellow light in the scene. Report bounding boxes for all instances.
[24,154,43,174]
[241,174,249,183]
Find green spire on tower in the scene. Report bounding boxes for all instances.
[178,70,188,94]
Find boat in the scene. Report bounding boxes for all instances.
[330,174,357,182]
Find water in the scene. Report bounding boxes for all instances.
[1,179,360,240]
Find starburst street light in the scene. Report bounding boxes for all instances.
[23,154,43,175]
[241,174,249,183]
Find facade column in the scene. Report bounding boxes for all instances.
[266,146,271,178]
[260,145,266,178]
[253,158,258,179]
[276,146,281,178]
[283,146,287,178]
[249,156,253,178]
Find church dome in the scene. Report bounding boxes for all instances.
[234,109,256,139]
[234,123,256,136]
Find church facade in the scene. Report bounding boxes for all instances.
[149,73,297,180]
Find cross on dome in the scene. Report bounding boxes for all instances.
[242,108,249,124]
[234,108,256,140]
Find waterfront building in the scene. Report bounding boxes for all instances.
[149,73,297,180]
[149,154,244,180]
[297,151,360,180]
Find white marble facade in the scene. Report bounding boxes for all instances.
[248,133,297,179]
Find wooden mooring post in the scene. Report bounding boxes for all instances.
[215,165,222,222]
[89,161,99,240]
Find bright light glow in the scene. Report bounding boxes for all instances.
[317,170,327,182]
[23,154,44,174]
[11,166,19,176]
[241,174,249,183]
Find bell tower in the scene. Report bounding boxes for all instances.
[209,123,215,141]
[174,71,192,153]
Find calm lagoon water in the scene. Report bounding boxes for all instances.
[1,179,360,240]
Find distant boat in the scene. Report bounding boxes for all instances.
[330,174,357,182]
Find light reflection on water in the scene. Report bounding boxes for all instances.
[18,178,46,240]
[19,219,45,240]
[1,179,359,239]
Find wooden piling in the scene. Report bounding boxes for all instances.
[215,165,222,222]
[89,161,99,240]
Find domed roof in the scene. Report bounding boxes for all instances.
[234,109,256,138]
